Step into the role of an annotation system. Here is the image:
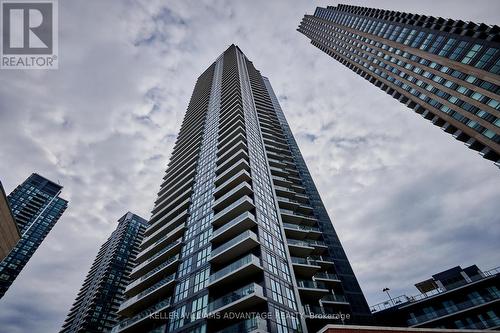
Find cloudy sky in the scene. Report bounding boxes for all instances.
[0,0,499,331]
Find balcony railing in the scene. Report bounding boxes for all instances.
[283,223,320,233]
[321,294,348,303]
[131,240,181,276]
[291,256,319,266]
[210,254,260,284]
[211,230,258,257]
[297,279,328,290]
[215,317,268,333]
[119,274,175,311]
[407,292,500,326]
[281,209,315,220]
[288,239,326,248]
[314,272,340,281]
[126,254,179,292]
[211,212,256,241]
[111,298,171,332]
[310,255,335,263]
[208,283,263,313]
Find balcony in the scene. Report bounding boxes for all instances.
[215,159,251,186]
[146,197,190,236]
[291,256,321,276]
[137,223,186,263]
[208,283,266,316]
[308,256,336,270]
[269,166,288,177]
[125,254,180,296]
[212,195,255,227]
[214,169,252,199]
[216,149,249,176]
[314,272,341,285]
[150,187,191,222]
[277,196,312,212]
[111,298,171,333]
[211,212,257,244]
[118,274,176,316]
[287,239,314,256]
[280,209,317,226]
[210,230,259,264]
[209,254,262,288]
[297,279,330,297]
[283,223,321,240]
[215,317,268,333]
[130,239,182,279]
[213,182,253,211]
[320,294,349,305]
[142,210,188,246]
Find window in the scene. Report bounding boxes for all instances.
[174,278,190,302]
[461,44,482,64]
[449,41,468,60]
[193,268,209,293]
[439,38,456,57]
[191,295,208,321]
[475,47,498,69]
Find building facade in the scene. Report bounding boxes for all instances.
[298,4,500,165]
[61,212,148,333]
[0,181,20,261]
[113,45,372,333]
[0,173,68,298]
[371,265,500,329]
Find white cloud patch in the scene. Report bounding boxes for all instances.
[0,0,499,331]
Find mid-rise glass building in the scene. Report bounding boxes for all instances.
[61,212,148,333]
[113,45,372,333]
[0,173,68,298]
[298,4,500,165]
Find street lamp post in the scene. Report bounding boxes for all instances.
[383,287,395,306]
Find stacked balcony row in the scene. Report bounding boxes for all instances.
[244,59,352,330]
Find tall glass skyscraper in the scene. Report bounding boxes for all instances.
[298,4,500,165]
[61,212,148,333]
[0,173,68,298]
[114,45,372,333]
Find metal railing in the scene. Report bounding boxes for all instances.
[211,230,257,257]
[210,254,260,283]
[127,255,179,290]
[120,274,175,310]
[297,279,328,289]
[112,297,171,332]
[212,212,255,238]
[321,294,348,303]
[208,283,262,312]
[314,272,340,281]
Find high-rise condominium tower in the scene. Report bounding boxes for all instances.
[0,173,68,298]
[61,212,148,333]
[114,45,372,333]
[298,4,500,165]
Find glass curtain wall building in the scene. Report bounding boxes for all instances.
[114,45,372,333]
[0,173,68,298]
[61,212,148,333]
[298,4,500,165]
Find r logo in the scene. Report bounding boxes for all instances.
[2,1,53,54]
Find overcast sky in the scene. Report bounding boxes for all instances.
[0,0,499,332]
